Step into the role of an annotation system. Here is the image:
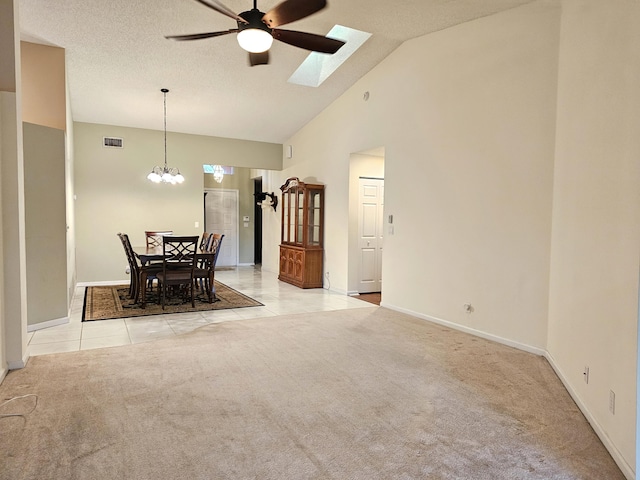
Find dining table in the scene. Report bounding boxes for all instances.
[132,245,217,306]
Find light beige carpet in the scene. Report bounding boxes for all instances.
[0,308,625,479]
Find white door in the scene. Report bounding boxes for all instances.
[357,178,384,293]
[204,189,238,267]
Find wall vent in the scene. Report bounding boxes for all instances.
[103,137,124,148]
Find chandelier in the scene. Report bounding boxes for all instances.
[147,88,185,184]
[212,165,225,183]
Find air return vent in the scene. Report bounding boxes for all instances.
[103,137,123,148]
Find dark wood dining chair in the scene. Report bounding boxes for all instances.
[199,232,211,252]
[145,230,173,249]
[155,235,199,309]
[118,233,162,307]
[118,233,138,299]
[194,233,224,303]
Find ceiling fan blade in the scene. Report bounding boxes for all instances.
[249,51,270,67]
[193,0,248,24]
[165,29,238,41]
[272,29,345,54]
[262,0,327,28]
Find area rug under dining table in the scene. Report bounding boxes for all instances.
[82,281,262,321]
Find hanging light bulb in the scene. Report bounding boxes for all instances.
[212,165,225,183]
[147,88,185,185]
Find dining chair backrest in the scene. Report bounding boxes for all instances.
[208,233,225,268]
[208,233,223,252]
[145,230,173,248]
[118,232,140,299]
[193,233,225,303]
[162,235,198,271]
[118,233,139,273]
[199,232,211,252]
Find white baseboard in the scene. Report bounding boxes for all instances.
[0,367,7,384]
[544,352,635,480]
[27,316,69,333]
[77,280,128,287]
[381,303,545,356]
[326,286,348,295]
[7,351,29,370]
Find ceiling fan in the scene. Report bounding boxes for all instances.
[165,0,346,66]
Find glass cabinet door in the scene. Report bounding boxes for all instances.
[296,188,304,244]
[288,190,296,243]
[280,178,323,248]
[282,191,290,243]
[307,190,322,246]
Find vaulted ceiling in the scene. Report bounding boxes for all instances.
[19,0,535,144]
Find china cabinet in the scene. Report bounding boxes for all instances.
[279,177,324,288]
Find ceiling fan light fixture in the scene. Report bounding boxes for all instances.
[237,27,273,53]
[236,8,273,53]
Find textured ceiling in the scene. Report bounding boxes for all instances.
[19,0,534,144]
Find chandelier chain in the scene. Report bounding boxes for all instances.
[147,88,184,184]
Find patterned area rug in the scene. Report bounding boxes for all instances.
[82,281,262,322]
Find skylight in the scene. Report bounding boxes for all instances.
[288,25,372,88]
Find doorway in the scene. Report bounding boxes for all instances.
[357,177,384,293]
[204,188,239,267]
[254,178,263,265]
[347,148,385,296]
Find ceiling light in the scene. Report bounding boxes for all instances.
[147,88,184,185]
[236,8,273,53]
[237,28,273,53]
[212,165,225,183]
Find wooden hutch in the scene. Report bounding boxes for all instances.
[279,177,324,288]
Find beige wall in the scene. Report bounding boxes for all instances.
[547,0,640,473]
[73,122,281,283]
[20,39,70,329]
[65,81,76,306]
[20,42,66,131]
[1,0,29,375]
[23,123,67,326]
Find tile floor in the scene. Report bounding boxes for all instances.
[28,266,374,357]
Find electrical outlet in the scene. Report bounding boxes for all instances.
[609,390,615,414]
[583,366,589,384]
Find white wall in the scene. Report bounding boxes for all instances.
[255,168,282,275]
[267,1,561,351]
[73,122,282,283]
[547,0,640,474]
